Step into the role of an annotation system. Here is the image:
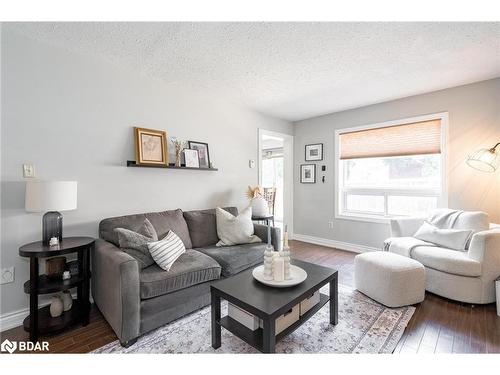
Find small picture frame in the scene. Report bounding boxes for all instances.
[183,149,200,168]
[305,143,323,161]
[188,141,210,168]
[135,127,168,165]
[300,164,316,183]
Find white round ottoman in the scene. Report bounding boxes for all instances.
[354,252,425,307]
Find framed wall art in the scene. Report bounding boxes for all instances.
[300,164,316,183]
[134,127,168,166]
[188,141,211,168]
[305,143,323,161]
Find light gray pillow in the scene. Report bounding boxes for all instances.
[147,230,186,271]
[115,218,158,269]
[414,221,472,251]
[215,206,262,246]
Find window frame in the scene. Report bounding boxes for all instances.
[334,112,449,224]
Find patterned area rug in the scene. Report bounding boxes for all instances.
[93,284,415,354]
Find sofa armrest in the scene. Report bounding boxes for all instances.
[389,217,425,237]
[467,229,500,281]
[253,224,282,251]
[91,239,140,344]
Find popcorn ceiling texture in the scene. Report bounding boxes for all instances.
[6,22,500,121]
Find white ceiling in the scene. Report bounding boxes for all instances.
[6,22,500,121]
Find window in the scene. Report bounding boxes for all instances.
[335,113,447,222]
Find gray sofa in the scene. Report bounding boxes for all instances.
[92,207,281,346]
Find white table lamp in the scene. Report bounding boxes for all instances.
[25,181,77,245]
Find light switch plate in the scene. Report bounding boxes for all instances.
[1,267,15,285]
[23,163,35,178]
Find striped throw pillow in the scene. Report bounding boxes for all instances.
[147,230,186,271]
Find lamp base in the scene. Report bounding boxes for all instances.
[43,211,63,245]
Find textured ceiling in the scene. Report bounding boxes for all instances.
[6,22,500,121]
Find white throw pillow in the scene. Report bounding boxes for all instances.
[414,221,472,251]
[147,230,186,271]
[216,206,262,246]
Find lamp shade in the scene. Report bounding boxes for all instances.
[25,181,77,212]
[466,145,499,173]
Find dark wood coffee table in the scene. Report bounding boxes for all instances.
[210,259,338,353]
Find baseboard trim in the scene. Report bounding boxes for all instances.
[292,234,379,253]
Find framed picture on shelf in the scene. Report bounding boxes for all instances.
[305,143,323,161]
[188,141,211,168]
[183,149,200,168]
[134,127,168,165]
[300,164,316,183]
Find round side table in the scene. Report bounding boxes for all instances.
[19,236,94,342]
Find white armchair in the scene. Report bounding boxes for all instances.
[387,211,500,304]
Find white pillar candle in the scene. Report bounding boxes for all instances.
[273,257,284,282]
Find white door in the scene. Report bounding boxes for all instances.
[258,129,294,236]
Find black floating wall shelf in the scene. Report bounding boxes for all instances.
[126,160,218,171]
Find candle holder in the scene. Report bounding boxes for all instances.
[263,245,274,280]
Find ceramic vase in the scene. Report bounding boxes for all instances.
[50,295,63,317]
[251,197,269,217]
[61,291,73,311]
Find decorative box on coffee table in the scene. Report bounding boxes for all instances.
[211,259,338,353]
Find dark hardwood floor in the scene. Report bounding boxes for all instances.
[1,240,499,353]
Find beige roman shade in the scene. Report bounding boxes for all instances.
[339,119,442,160]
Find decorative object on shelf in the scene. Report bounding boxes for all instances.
[300,164,316,183]
[67,260,79,276]
[188,141,211,168]
[49,237,59,246]
[45,256,66,279]
[183,148,200,168]
[305,143,323,161]
[25,180,78,245]
[283,224,291,280]
[246,185,269,217]
[134,127,168,166]
[172,139,187,167]
[466,142,499,172]
[49,295,64,317]
[62,270,71,280]
[61,291,73,311]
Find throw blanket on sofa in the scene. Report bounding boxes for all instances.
[384,237,435,257]
[428,208,464,229]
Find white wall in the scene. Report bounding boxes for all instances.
[0,29,293,319]
[293,78,500,249]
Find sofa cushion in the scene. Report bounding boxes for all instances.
[99,209,192,249]
[414,221,472,251]
[196,243,266,277]
[411,246,482,277]
[115,218,158,269]
[183,207,238,248]
[139,249,221,299]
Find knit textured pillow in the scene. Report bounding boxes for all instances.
[115,218,158,269]
[147,230,186,271]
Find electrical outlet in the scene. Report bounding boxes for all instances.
[249,159,255,169]
[23,163,35,178]
[1,267,15,285]
[328,221,334,229]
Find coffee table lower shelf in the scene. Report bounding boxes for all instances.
[218,293,329,352]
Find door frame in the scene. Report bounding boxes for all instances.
[258,128,294,238]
